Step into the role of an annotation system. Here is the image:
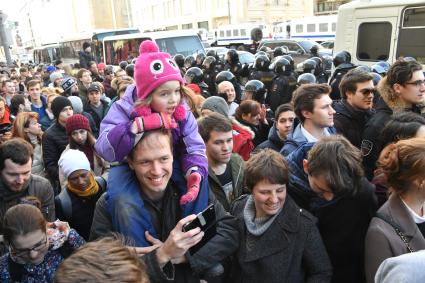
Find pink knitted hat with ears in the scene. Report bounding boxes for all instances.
[134,40,186,121]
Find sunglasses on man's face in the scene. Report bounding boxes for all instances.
[358,88,375,96]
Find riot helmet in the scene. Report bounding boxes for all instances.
[333,51,352,68]
[302,59,317,74]
[184,67,207,87]
[282,55,294,71]
[244,80,267,104]
[184,56,196,69]
[273,58,291,74]
[254,54,270,71]
[196,53,206,66]
[226,49,239,64]
[273,46,287,58]
[202,56,217,71]
[173,54,185,68]
[215,70,236,85]
[119,61,128,70]
[297,73,316,85]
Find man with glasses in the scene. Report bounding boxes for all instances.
[334,69,375,148]
[362,58,425,180]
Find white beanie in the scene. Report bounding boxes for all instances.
[50,71,63,83]
[59,149,91,179]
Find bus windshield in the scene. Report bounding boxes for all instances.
[155,36,204,57]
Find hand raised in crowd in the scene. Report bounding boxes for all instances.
[155,214,204,267]
[131,231,164,256]
[260,104,268,124]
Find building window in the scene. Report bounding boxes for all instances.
[319,23,328,32]
[198,21,209,30]
[220,30,225,37]
[296,24,303,33]
[182,23,193,29]
[357,22,392,61]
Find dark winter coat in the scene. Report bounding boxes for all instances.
[228,195,332,283]
[90,183,239,283]
[78,50,95,69]
[208,153,245,211]
[257,124,285,152]
[42,121,69,185]
[333,100,374,148]
[83,100,109,132]
[286,143,378,283]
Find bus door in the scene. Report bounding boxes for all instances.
[354,16,397,65]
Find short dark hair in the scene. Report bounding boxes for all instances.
[19,67,28,73]
[275,103,294,121]
[128,129,173,161]
[26,79,41,90]
[292,83,331,123]
[381,112,425,148]
[0,138,34,171]
[245,149,289,192]
[198,112,232,142]
[339,69,373,99]
[307,135,363,196]
[387,58,422,87]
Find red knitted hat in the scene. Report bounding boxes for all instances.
[65,114,91,136]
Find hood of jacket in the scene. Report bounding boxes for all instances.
[333,100,373,123]
[231,117,255,139]
[267,124,285,148]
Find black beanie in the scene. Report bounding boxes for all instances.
[83,42,91,51]
[51,96,72,119]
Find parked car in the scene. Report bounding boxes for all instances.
[205,47,229,61]
[321,40,334,49]
[237,50,255,65]
[258,39,332,73]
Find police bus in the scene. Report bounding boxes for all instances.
[32,28,139,65]
[102,30,205,66]
[272,15,337,42]
[334,0,425,66]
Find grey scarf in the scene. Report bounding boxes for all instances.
[243,195,281,236]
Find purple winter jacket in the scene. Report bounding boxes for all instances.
[94,84,208,177]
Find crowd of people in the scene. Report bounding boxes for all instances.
[0,38,424,283]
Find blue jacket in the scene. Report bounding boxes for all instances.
[257,124,285,152]
[280,124,336,156]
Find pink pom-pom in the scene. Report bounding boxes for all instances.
[140,40,159,54]
[134,106,152,117]
[173,104,186,121]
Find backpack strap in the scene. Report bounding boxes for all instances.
[57,189,72,221]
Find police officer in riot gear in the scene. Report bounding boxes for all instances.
[249,54,274,95]
[273,46,287,59]
[282,55,297,79]
[196,53,206,69]
[216,70,242,103]
[268,58,297,112]
[173,54,186,77]
[184,55,196,70]
[244,80,274,121]
[224,49,244,83]
[202,56,219,95]
[302,59,317,75]
[119,61,128,71]
[310,45,320,58]
[329,51,356,100]
[206,49,224,71]
[184,67,210,98]
[310,57,328,83]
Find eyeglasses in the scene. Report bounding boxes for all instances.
[405,80,425,88]
[10,236,48,257]
[358,88,375,96]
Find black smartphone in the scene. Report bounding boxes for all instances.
[182,204,217,254]
[182,204,215,232]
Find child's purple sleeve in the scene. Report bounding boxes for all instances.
[178,110,208,178]
[95,85,136,162]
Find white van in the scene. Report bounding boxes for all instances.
[102,30,205,66]
[334,0,425,66]
[214,23,272,50]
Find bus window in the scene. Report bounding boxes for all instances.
[397,6,425,63]
[296,24,303,33]
[307,24,316,33]
[220,30,225,37]
[156,36,204,56]
[233,29,239,36]
[357,22,391,61]
[226,30,231,37]
[241,29,246,36]
[319,23,328,32]
[332,23,336,32]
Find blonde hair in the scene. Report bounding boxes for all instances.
[42,87,62,96]
[12,112,42,145]
[54,235,150,283]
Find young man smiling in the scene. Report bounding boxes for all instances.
[27,80,47,121]
[333,69,375,148]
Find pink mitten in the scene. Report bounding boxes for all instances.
[131,113,177,134]
[180,172,202,205]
